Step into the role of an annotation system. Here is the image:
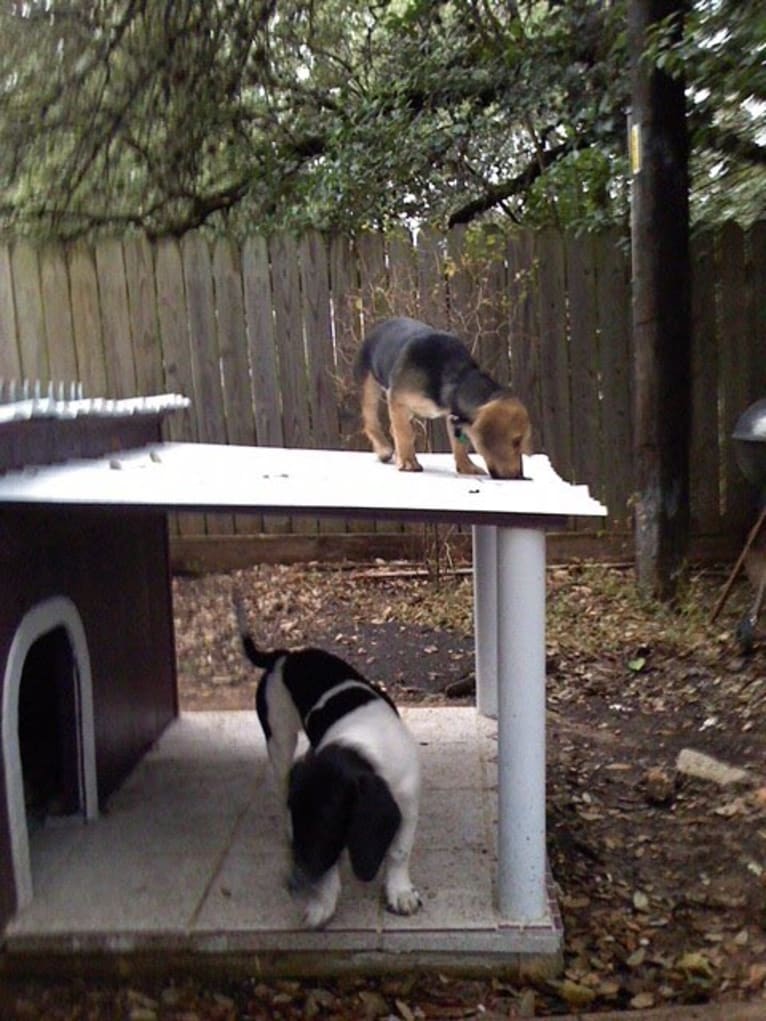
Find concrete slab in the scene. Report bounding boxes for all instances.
[2,709,563,974]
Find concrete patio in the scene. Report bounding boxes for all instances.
[2,708,562,975]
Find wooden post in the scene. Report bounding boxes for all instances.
[629,0,691,600]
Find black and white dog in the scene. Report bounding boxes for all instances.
[238,607,421,929]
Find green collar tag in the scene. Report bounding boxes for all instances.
[450,415,470,444]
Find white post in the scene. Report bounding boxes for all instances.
[472,525,498,718]
[496,525,548,922]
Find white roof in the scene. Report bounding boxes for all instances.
[0,443,607,525]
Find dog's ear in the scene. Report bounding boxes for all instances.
[347,773,402,882]
[288,756,353,882]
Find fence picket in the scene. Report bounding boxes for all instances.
[567,234,601,494]
[242,234,288,534]
[155,237,202,537]
[387,228,417,319]
[442,227,476,453]
[11,242,48,382]
[68,245,107,396]
[595,230,632,531]
[507,232,542,436]
[536,231,572,480]
[270,233,312,450]
[95,239,136,398]
[213,236,261,534]
[329,233,362,448]
[446,225,474,338]
[416,227,448,331]
[299,230,346,533]
[357,232,388,329]
[300,232,339,448]
[182,231,233,535]
[690,231,721,535]
[124,236,163,397]
[242,236,282,448]
[155,238,193,441]
[270,232,315,533]
[39,244,77,386]
[477,228,511,385]
[182,234,227,446]
[0,246,22,381]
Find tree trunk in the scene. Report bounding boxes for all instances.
[629,0,691,601]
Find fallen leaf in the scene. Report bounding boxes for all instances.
[396,998,416,1021]
[714,797,748,818]
[630,992,655,1009]
[557,980,596,1009]
[633,891,650,912]
[677,951,715,978]
[358,990,389,1019]
[626,946,646,967]
[517,988,536,1016]
[597,979,621,999]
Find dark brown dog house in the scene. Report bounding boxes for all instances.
[0,391,188,931]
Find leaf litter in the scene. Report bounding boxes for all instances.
[5,560,766,1018]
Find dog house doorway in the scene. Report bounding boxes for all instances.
[2,596,98,914]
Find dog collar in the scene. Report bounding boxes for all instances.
[449,415,471,444]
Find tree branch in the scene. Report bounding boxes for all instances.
[447,139,572,225]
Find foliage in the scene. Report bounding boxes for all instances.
[645,0,766,228]
[0,0,763,240]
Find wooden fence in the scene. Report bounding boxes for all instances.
[1,223,764,561]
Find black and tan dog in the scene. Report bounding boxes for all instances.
[355,316,531,478]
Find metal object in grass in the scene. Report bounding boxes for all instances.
[733,397,766,495]
[712,398,766,652]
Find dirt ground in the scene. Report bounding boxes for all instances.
[4,558,766,1019]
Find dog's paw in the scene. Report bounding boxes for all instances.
[396,457,423,472]
[374,445,394,463]
[456,460,486,476]
[302,898,336,929]
[386,884,422,916]
[298,868,340,929]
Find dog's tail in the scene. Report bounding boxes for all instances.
[233,594,283,671]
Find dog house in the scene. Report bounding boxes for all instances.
[0,386,607,971]
[0,389,188,930]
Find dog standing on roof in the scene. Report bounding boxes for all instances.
[236,602,422,929]
[355,316,532,479]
